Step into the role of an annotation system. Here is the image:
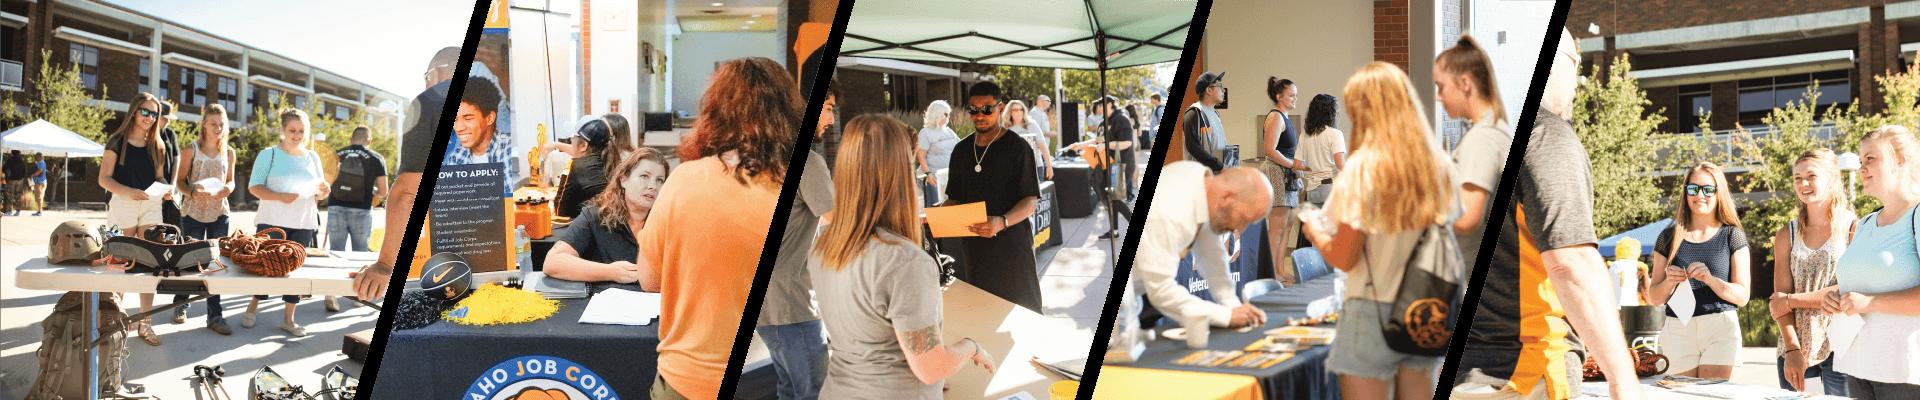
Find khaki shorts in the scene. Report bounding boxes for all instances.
[1659,309,1742,371]
[107,195,163,230]
[650,373,688,400]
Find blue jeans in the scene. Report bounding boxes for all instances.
[920,177,939,207]
[176,215,229,323]
[327,206,373,252]
[252,224,311,304]
[755,320,826,400]
[1778,355,1851,396]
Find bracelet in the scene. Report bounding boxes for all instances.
[963,338,981,356]
[1783,348,1804,356]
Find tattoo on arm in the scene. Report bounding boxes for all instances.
[899,325,942,355]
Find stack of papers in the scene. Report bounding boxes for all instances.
[579,288,661,326]
[525,272,589,299]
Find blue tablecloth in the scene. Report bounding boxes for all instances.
[1121,276,1341,400]
[370,284,659,399]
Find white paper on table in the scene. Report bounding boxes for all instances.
[143,183,174,197]
[1827,314,1863,360]
[578,288,661,325]
[999,392,1037,400]
[193,178,224,195]
[1667,280,1696,326]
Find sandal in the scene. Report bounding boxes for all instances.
[136,321,162,346]
[325,297,341,313]
[242,312,257,329]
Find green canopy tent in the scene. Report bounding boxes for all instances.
[841,0,1194,95]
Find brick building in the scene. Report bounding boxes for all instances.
[1571,1,1919,138]
[1,0,403,131]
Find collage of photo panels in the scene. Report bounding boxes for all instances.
[14,0,1920,399]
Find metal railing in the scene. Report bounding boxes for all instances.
[1650,123,1842,176]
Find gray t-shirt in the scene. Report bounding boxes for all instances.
[1458,112,1592,388]
[759,151,835,326]
[1451,114,1512,269]
[918,126,959,172]
[813,229,944,399]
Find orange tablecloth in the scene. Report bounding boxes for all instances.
[1091,366,1264,400]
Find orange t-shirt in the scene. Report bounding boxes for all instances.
[640,156,781,399]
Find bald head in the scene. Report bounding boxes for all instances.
[1206,167,1273,232]
[1541,29,1582,119]
[425,46,461,87]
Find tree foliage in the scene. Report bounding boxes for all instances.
[1572,56,1707,237]
[990,64,1161,106]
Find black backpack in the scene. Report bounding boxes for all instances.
[331,147,379,205]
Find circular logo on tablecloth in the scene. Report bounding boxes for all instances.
[466,356,620,400]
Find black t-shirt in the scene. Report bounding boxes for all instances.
[3,155,26,179]
[555,205,638,266]
[557,153,609,219]
[1104,110,1134,143]
[105,137,159,190]
[944,129,1044,311]
[330,145,389,209]
[1271,110,1298,158]
[400,81,450,175]
[1654,225,1748,317]
[1459,112,1591,391]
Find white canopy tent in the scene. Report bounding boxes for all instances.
[841,0,1194,93]
[1,119,107,210]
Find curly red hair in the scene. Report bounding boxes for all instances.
[683,57,800,185]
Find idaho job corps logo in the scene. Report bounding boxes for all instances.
[466,356,620,400]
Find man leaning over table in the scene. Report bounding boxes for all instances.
[1133,161,1271,329]
[346,46,457,302]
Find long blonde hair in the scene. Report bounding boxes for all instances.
[814,115,922,270]
[1002,100,1030,128]
[199,104,232,157]
[1867,125,1920,198]
[278,109,313,150]
[1325,62,1453,233]
[1793,149,1853,238]
[1673,162,1741,228]
[105,93,168,173]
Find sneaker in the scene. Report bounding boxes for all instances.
[241,312,256,329]
[171,307,187,324]
[281,321,307,337]
[31,212,41,216]
[208,320,233,335]
[325,297,341,313]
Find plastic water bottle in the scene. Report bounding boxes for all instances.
[1331,268,1347,313]
[515,225,532,271]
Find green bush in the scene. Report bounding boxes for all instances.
[1740,299,1780,348]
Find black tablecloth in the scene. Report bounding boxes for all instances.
[371,284,660,399]
[1054,163,1094,218]
[1123,276,1341,400]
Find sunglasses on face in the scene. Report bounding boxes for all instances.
[967,104,997,116]
[136,109,159,119]
[1684,184,1717,197]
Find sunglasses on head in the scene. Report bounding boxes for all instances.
[1684,184,1717,197]
[136,108,159,119]
[966,104,997,116]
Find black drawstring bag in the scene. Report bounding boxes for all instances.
[1365,224,1464,357]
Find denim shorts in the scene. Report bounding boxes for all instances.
[1327,297,1442,379]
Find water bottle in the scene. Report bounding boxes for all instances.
[515,225,532,272]
[1331,268,1347,313]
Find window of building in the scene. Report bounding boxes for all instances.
[138,58,150,94]
[334,104,350,120]
[191,70,208,107]
[1736,70,1851,128]
[1677,84,1712,133]
[159,64,171,101]
[68,43,99,91]
[217,76,238,112]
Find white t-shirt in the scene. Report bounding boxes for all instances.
[1299,127,1347,192]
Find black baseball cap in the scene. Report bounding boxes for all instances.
[572,116,611,148]
[1195,71,1225,95]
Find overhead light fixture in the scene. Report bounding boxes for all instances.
[751,14,762,17]
[746,20,755,24]
[711,2,723,6]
